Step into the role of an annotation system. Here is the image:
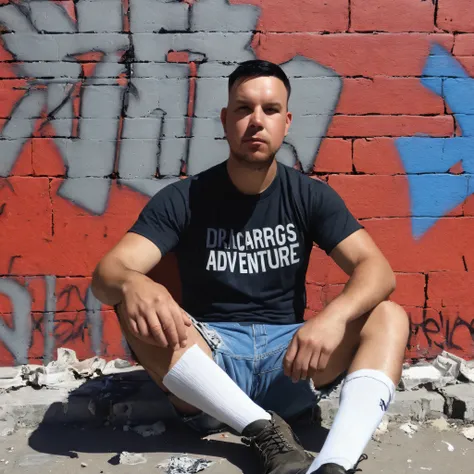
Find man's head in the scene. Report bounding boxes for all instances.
[221,60,292,168]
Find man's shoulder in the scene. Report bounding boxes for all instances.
[278,161,328,191]
[154,161,226,198]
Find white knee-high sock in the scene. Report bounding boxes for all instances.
[162,344,271,433]
[308,369,395,472]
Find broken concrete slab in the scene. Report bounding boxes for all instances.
[400,364,448,391]
[443,384,474,422]
[119,451,147,465]
[462,426,474,441]
[388,388,445,421]
[0,368,25,390]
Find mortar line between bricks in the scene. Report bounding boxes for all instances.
[347,0,351,31]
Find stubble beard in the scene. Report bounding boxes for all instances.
[230,147,278,172]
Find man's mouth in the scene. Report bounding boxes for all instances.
[243,137,266,144]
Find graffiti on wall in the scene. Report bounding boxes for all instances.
[0,0,343,365]
[0,0,341,213]
[1,0,474,364]
[397,44,474,239]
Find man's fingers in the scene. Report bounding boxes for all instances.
[283,338,298,377]
[317,350,330,372]
[182,311,193,327]
[146,312,169,348]
[172,305,188,348]
[159,308,180,348]
[291,348,312,383]
[128,318,139,336]
[136,316,150,339]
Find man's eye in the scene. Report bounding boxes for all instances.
[265,108,278,114]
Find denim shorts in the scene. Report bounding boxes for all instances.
[171,318,342,435]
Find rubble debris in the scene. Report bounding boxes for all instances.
[0,348,136,391]
[441,440,455,452]
[420,468,432,471]
[430,418,450,431]
[400,364,446,391]
[131,421,166,437]
[461,426,474,441]
[119,452,147,466]
[435,352,474,383]
[157,456,214,474]
[443,384,474,422]
[400,351,474,391]
[0,367,25,389]
[81,462,88,467]
[399,422,418,438]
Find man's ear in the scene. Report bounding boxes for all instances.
[285,111,293,137]
[220,107,227,134]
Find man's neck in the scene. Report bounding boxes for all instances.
[226,156,277,196]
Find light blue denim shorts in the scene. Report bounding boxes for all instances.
[172,318,341,435]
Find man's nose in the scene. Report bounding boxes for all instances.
[249,108,264,127]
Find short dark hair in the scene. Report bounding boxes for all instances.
[228,60,291,101]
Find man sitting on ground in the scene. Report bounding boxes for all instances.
[92,60,409,474]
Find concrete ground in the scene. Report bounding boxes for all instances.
[0,418,472,474]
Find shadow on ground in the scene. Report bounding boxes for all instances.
[25,372,329,473]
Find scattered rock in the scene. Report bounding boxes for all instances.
[119,451,147,466]
[132,421,165,437]
[461,426,474,441]
[430,418,450,431]
[399,422,418,438]
[157,456,214,474]
[441,440,455,452]
[81,462,88,467]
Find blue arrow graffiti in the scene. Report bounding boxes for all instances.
[396,44,474,239]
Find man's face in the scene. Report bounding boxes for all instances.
[221,76,292,167]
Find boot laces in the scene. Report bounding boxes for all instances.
[347,454,368,473]
[244,424,292,464]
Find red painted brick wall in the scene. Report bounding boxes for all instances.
[1,0,473,365]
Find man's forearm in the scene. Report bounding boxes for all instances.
[91,258,141,307]
[320,256,396,324]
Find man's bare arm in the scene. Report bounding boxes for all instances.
[324,228,396,324]
[91,232,162,307]
[92,232,190,348]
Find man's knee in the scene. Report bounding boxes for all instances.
[362,300,410,344]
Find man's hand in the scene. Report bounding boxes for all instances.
[283,314,347,383]
[119,272,192,350]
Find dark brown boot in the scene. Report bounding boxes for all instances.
[242,411,314,474]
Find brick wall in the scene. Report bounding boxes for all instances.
[1,0,473,365]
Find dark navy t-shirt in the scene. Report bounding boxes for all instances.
[129,161,362,325]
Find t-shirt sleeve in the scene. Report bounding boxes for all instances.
[309,179,363,255]
[128,183,188,256]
